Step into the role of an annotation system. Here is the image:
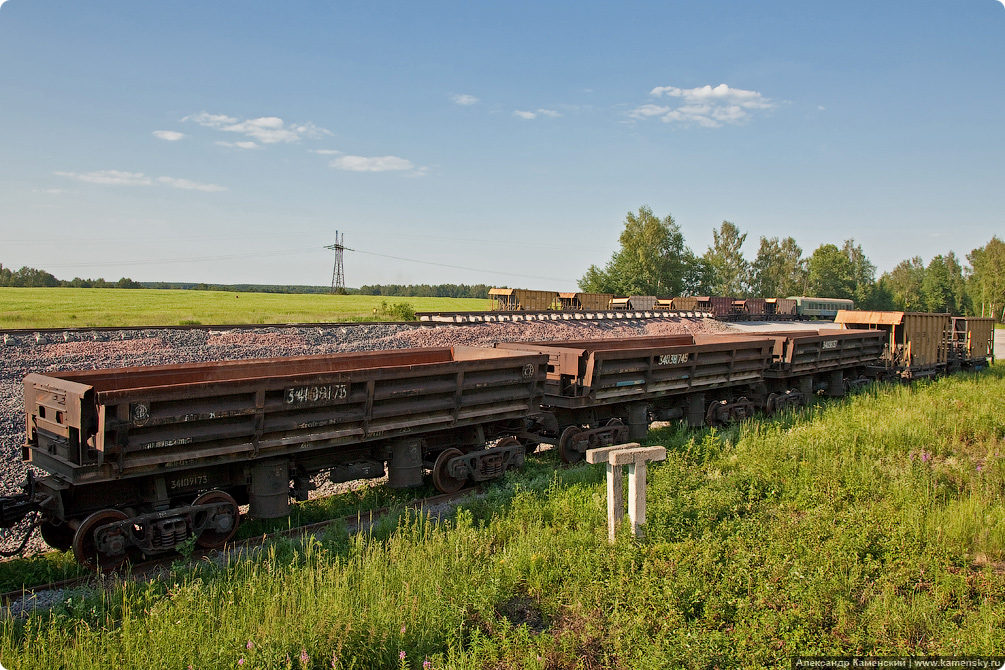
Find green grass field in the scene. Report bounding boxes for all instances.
[0,288,487,329]
[2,368,1003,668]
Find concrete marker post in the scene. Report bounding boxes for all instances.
[587,443,667,542]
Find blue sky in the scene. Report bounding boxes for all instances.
[1,1,1002,291]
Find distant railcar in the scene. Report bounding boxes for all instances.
[765,298,797,320]
[609,296,657,311]
[671,296,698,312]
[558,292,614,311]
[488,288,558,311]
[790,297,855,319]
[694,296,734,319]
[732,298,766,321]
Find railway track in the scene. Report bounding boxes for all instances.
[0,320,431,339]
[1,485,482,614]
[0,310,716,340]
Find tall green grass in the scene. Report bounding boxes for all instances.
[0,288,485,329]
[2,368,1004,668]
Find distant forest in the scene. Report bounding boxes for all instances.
[0,264,490,299]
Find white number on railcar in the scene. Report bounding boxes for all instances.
[285,384,348,405]
[656,353,690,366]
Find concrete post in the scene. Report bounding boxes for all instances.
[587,443,667,541]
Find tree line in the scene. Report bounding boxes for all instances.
[357,284,491,299]
[0,264,142,289]
[0,263,492,300]
[579,206,1005,319]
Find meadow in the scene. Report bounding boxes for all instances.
[1,366,1003,669]
[0,288,486,329]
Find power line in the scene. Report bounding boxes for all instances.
[26,243,576,284]
[343,247,570,283]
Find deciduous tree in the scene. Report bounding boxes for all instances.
[967,237,1005,320]
[749,236,806,297]
[579,206,695,296]
[702,221,749,296]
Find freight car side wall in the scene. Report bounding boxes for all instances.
[24,348,548,484]
[769,330,886,376]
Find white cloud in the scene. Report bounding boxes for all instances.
[633,84,776,127]
[515,108,561,120]
[216,141,260,149]
[55,169,225,192]
[185,111,331,144]
[451,94,479,106]
[628,104,671,119]
[54,170,153,186]
[184,112,237,127]
[156,177,227,192]
[330,155,415,172]
[153,130,186,141]
[309,149,343,155]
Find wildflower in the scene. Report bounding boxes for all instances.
[247,640,254,650]
[424,660,431,669]
[400,651,406,661]
[401,625,407,634]
[332,650,339,669]
[977,464,982,472]
[238,660,245,667]
[301,649,310,667]
[921,451,929,462]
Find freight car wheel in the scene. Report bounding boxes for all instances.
[40,520,75,552]
[432,448,466,494]
[72,509,130,572]
[558,426,585,464]
[193,490,240,549]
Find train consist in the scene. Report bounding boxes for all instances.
[0,312,994,569]
[487,288,854,320]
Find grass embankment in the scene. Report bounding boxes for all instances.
[0,288,485,329]
[3,369,1005,668]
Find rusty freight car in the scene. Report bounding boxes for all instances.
[756,328,886,412]
[833,310,951,378]
[693,296,735,319]
[488,288,558,311]
[765,298,797,320]
[557,292,614,311]
[17,347,547,568]
[947,317,994,369]
[496,334,774,462]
